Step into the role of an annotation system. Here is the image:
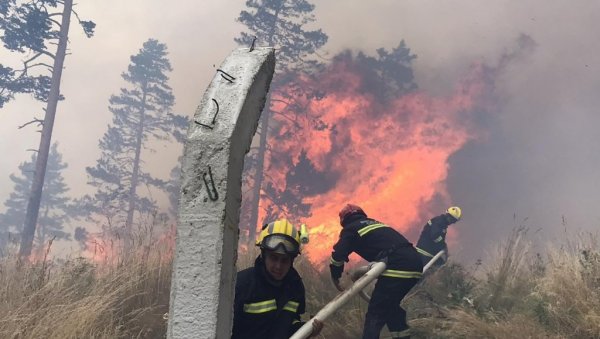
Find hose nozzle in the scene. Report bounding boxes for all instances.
[299,223,309,244]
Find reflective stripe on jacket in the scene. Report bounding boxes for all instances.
[331,214,422,273]
[232,256,305,339]
[416,214,450,259]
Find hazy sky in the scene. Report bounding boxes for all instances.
[1,0,599,261]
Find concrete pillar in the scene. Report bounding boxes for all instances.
[167,47,275,339]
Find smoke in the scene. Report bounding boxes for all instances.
[447,34,600,262]
[254,29,598,267]
[256,48,499,266]
[2,0,599,264]
[311,0,600,264]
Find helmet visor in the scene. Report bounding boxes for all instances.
[261,234,300,256]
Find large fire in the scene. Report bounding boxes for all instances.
[253,56,493,267]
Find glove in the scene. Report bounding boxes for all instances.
[330,263,344,280]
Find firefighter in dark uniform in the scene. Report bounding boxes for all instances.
[329,204,423,339]
[415,206,462,267]
[232,219,322,339]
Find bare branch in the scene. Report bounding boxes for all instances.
[273,111,297,124]
[28,62,54,72]
[23,52,44,67]
[31,48,56,60]
[18,119,45,130]
[48,17,62,26]
[72,7,83,22]
[26,149,39,153]
[0,53,53,98]
[270,98,292,106]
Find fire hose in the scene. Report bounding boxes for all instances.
[290,250,445,338]
[351,250,446,302]
[289,261,387,339]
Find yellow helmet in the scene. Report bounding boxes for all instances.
[256,219,302,256]
[446,206,462,221]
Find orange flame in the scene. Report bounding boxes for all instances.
[257,59,492,267]
[79,225,176,267]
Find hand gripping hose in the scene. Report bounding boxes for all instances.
[289,261,387,339]
[350,250,446,302]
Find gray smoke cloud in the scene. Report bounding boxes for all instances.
[1,0,598,260]
[314,0,600,261]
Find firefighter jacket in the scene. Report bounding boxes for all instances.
[329,214,422,280]
[415,214,451,259]
[231,256,306,339]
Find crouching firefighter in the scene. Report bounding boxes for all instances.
[232,219,322,339]
[415,206,462,267]
[329,204,423,339]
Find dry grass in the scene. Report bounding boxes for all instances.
[1,227,599,338]
[0,230,172,339]
[408,228,600,339]
[532,234,600,337]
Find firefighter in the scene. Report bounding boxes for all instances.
[329,204,423,339]
[415,206,462,267]
[232,219,322,339]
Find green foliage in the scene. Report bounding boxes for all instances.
[0,0,94,107]
[0,143,74,251]
[0,60,51,107]
[83,39,186,228]
[235,0,328,73]
[235,0,329,235]
[0,0,16,16]
[262,151,333,223]
[79,20,95,38]
[355,41,418,100]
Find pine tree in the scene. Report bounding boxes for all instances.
[261,151,333,223]
[261,45,419,226]
[84,39,184,252]
[0,0,95,257]
[235,0,328,240]
[0,143,73,253]
[165,159,182,219]
[165,118,187,220]
[354,41,418,101]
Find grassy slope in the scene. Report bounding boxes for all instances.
[1,228,599,338]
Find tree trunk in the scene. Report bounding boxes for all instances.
[35,223,44,259]
[124,88,147,253]
[19,0,72,258]
[247,105,270,242]
[35,206,49,259]
[246,3,282,244]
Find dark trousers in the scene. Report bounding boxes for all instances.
[362,276,420,339]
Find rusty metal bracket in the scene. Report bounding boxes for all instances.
[217,69,235,83]
[194,121,214,129]
[209,98,219,124]
[203,166,219,201]
[194,99,220,129]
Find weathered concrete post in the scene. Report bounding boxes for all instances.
[168,47,275,339]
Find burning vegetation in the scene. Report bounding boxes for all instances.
[1,0,596,336]
[244,50,494,267]
[1,227,599,338]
